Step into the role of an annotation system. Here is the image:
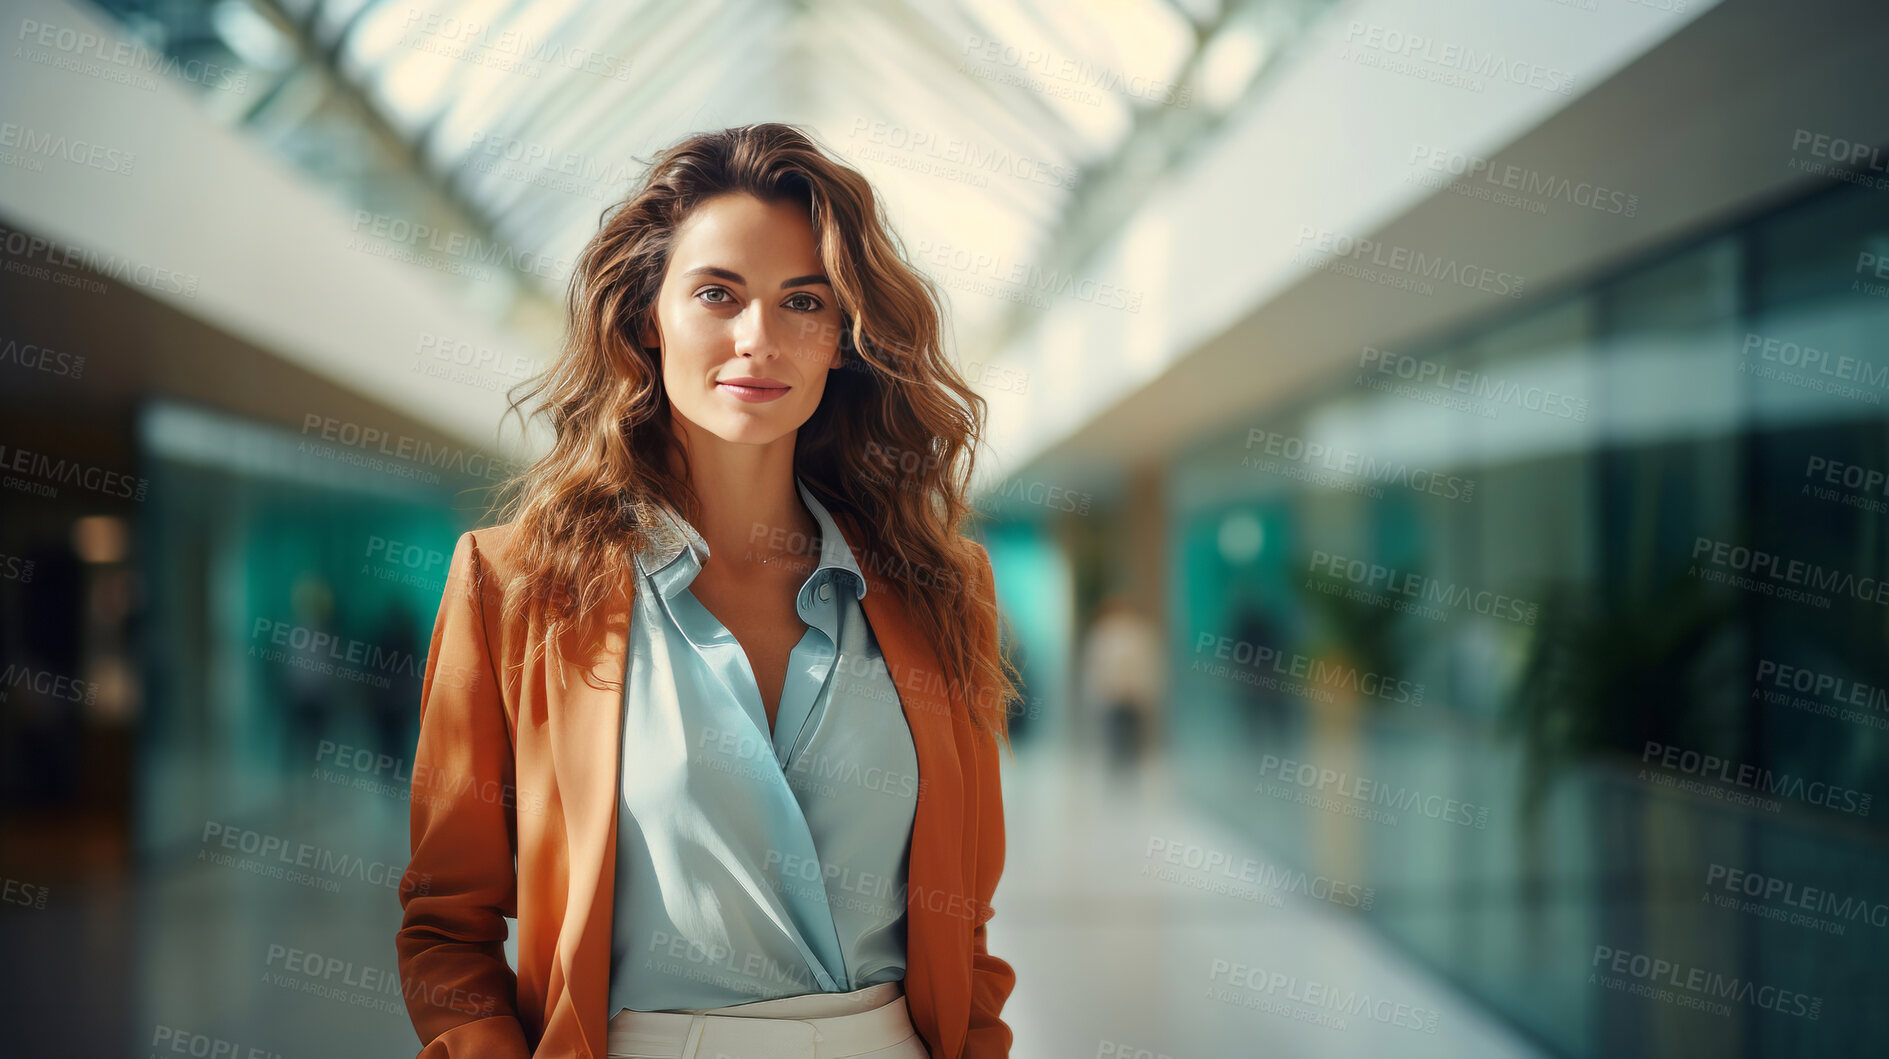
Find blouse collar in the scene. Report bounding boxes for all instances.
[633,475,868,605]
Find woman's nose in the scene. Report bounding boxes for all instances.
[732,303,779,359]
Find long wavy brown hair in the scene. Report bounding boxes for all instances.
[487,121,1018,746]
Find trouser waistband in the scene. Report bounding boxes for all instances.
[606,982,916,1058]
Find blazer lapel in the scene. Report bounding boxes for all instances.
[833,511,973,1056]
[548,584,633,1059]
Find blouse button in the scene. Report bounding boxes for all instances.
[817,581,834,602]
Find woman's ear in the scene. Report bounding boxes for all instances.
[636,311,660,352]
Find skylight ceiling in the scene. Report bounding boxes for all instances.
[99,0,1333,345]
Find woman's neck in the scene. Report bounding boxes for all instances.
[668,419,817,566]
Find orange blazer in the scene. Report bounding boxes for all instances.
[396,514,1016,1058]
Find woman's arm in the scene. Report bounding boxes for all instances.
[396,530,533,1058]
[964,544,1018,1057]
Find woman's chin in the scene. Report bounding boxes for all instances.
[705,418,797,447]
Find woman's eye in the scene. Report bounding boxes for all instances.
[785,293,823,312]
[698,287,732,305]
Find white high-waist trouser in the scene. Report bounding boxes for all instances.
[605,981,930,1059]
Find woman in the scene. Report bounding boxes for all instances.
[395,123,1020,1059]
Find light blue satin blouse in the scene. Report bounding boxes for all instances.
[606,476,920,1016]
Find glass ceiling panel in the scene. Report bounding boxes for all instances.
[86,0,1339,343]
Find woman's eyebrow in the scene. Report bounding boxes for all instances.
[679,265,831,289]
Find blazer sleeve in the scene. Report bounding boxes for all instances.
[396,530,533,1059]
[965,543,1019,1057]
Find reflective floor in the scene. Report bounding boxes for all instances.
[3,734,1555,1057]
[995,741,1546,1059]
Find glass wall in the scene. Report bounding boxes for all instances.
[1169,177,1889,1058]
[129,400,483,1054]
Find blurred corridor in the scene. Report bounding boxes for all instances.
[6,0,1889,1056]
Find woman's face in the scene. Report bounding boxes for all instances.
[640,191,845,450]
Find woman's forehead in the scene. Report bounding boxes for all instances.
[673,193,822,266]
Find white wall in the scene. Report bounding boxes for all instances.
[0,0,547,455]
[973,0,1721,478]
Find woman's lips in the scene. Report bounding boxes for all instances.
[716,379,791,403]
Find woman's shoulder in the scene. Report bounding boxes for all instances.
[456,519,525,583]
[956,535,993,588]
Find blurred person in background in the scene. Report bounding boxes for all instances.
[1078,594,1163,772]
[397,123,1023,1059]
[279,572,337,774]
[366,598,420,763]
